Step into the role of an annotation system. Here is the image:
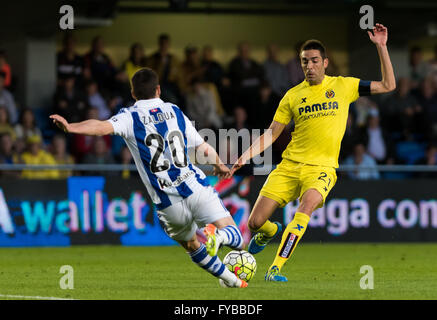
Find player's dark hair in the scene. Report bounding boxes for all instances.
[131,68,159,100]
[300,39,327,59]
[62,33,74,47]
[159,34,170,43]
[91,36,103,51]
[410,46,422,54]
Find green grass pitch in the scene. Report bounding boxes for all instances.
[0,243,436,300]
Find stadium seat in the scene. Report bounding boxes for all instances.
[395,141,426,165]
[33,107,56,143]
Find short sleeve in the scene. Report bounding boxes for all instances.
[273,91,293,124]
[107,108,132,139]
[344,77,361,103]
[184,113,205,149]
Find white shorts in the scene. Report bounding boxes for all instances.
[157,186,230,242]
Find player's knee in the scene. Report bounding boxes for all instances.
[298,201,317,215]
[181,238,201,253]
[299,189,323,214]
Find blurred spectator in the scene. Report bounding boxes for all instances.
[252,82,280,129]
[0,133,19,177]
[0,71,17,124]
[325,49,340,76]
[83,36,115,92]
[0,133,15,164]
[50,133,75,179]
[201,45,225,91]
[0,106,16,140]
[111,70,135,108]
[180,46,205,94]
[409,46,430,89]
[229,106,251,131]
[71,108,111,162]
[120,145,134,179]
[412,76,437,139]
[228,41,265,111]
[286,41,305,88]
[123,42,147,81]
[186,78,223,130]
[340,113,362,162]
[82,136,116,176]
[20,135,60,179]
[223,106,254,170]
[147,34,182,105]
[429,44,437,89]
[217,76,236,117]
[381,77,420,140]
[263,44,289,97]
[415,143,437,178]
[86,80,111,120]
[360,109,392,164]
[249,83,291,163]
[14,108,43,142]
[56,33,84,85]
[343,143,380,180]
[0,50,12,90]
[352,96,378,127]
[200,45,233,115]
[53,76,88,123]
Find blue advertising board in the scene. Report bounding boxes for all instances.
[0,176,253,247]
[1,176,437,246]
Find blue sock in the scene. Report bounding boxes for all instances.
[189,243,236,283]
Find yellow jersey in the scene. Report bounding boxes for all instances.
[21,150,60,179]
[273,75,362,168]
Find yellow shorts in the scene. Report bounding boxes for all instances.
[259,159,337,208]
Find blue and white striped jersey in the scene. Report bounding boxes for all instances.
[107,98,209,210]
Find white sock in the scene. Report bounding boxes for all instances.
[217,225,244,249]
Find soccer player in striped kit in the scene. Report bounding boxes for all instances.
[50,68,247,288]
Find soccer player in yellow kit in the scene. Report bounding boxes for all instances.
[231,23,396,281]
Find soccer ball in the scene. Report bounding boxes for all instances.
[222,250,257,282]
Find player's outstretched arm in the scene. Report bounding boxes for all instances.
[49,114,114,136]
[195,142,231,180]
[368,23,396,94]
[230,120,285,176]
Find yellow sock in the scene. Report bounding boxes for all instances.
[270,212,310,271]
[254,220,278,238]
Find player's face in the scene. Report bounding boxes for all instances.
[300,49,328,84]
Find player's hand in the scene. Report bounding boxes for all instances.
[49,114,70,133]
[213,163,232,180]
[230,157,245,177]
[368,23,388,46]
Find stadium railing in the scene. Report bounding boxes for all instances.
[1,164,437,173]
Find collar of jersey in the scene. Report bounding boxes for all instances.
[134,98,164,109]
[304,75,330,89]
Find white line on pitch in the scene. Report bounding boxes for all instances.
[0,294,76,300]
